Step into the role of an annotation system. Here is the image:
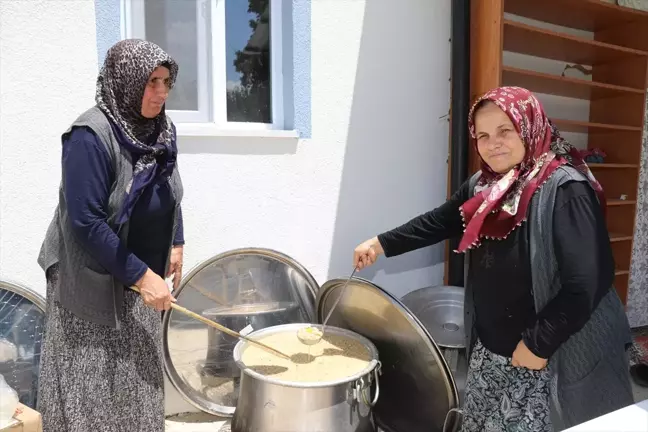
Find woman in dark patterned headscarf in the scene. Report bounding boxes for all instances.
[352,87,634,430]
[37,39,185,432]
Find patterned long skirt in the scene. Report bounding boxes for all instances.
[37,266,165,432]
[460,340,552,432]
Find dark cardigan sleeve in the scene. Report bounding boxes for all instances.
[173,206,185,246]
[63,127,148,286]
[522,180,614,359]
[170,122,184,247]
[377,179,470,257]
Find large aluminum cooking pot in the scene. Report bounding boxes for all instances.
[231,323,381,432]
[400,285,468,404]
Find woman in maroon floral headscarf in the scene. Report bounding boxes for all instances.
[353,87,633,431]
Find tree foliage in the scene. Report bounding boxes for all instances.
[227,0,271,123]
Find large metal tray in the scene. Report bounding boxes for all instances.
[0,279,46,410]
[162,248,319,417]
[318,278,459,432]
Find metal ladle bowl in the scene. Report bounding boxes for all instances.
[297,266,359,346]
[296,325,324,346]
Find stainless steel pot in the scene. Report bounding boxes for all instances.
[400,285,468,405]
[231,323,381,432]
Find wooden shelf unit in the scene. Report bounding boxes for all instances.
[469,0,648,305]
[550,118,642,133]
[588,163,639,169]
[501,66,645,101]
[503,20,648,76]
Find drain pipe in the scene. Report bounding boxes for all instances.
[447,0,471,287]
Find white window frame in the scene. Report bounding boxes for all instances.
[121,0,284,130]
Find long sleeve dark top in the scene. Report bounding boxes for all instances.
[62,126,184,286]
[377,178,614,358]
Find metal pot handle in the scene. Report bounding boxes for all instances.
[359,361,382,408]
[443,407,463,432]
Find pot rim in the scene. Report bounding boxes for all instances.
[202,301,299,318]
[0,279,46,313]
[233,323,379,389]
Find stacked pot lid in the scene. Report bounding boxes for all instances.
[163,248,320,416]
[317,278,459,432]
[0,279,46,410]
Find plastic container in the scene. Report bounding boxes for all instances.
[0,374,19,428]
[0,338,18,363]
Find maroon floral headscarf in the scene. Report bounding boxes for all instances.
[456,86,605,253]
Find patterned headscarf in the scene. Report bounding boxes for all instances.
[456,86,605,253]
[96,39,179,225]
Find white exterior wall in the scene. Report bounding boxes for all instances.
[1,0,452,416]
[0,1,99,293]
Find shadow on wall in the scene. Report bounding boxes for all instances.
[326,0,452,297]
[178,135,299,156]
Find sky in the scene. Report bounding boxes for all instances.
[225,0,260,83]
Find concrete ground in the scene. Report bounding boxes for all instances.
[164,382,648,432]
[165,412,229,431]
[163,320,648,431]
[633,380,648,404]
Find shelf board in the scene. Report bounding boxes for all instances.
[588,163,639,169]
[505,0,648,32]
[610,232,634,243]
[550,119,643,133]
[503,20,648,66]
[502,66,645,100]
[608,199,636,206]
[615,270,630,276]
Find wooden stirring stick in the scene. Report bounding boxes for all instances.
[192,284,227,305]
[129,286,290,360]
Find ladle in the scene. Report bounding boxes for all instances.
[129,286,290,360]
[297,266,358,345]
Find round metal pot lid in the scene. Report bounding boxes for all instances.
[163,248,319,417]
[0,279,46,410]
[317,277,459,432]
[400,285,465,349]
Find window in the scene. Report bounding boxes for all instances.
[122,0,284,130]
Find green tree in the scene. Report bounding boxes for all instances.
[228,0,271,123]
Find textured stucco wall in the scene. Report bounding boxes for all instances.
[0,0,98,294]
[94,0,121,66]
[290,0,312,137]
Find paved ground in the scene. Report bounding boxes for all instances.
[163,323,648,431]
[165,412,229,431]
[164,383,648,432]
[633,380,648,403]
